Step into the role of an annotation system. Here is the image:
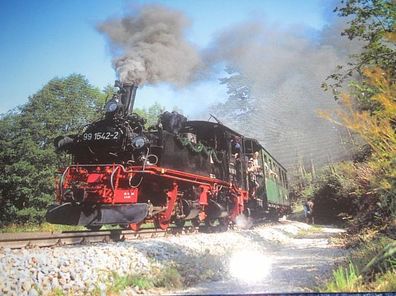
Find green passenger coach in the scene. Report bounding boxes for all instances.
[243,138,291,219]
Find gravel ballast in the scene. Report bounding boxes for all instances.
[0,220,347,295]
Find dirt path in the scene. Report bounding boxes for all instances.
[175,221,347,294]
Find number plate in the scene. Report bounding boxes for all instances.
[82,131,120,141]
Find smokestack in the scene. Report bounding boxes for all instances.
[120,83,138,116]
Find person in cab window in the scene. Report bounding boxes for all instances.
[231,137,241,155]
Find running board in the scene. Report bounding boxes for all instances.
[46,203,149,226]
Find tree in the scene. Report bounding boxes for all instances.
[320,68,396,222]
[209,68,254,127]
[324,0,395,107]
[0,74,104,225]
[318,0,396,231]
[134,102,165,127]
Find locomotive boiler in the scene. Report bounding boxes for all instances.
[46,82,291,231]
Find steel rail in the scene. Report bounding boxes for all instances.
[0,219,276,250]
[0,226,199,249]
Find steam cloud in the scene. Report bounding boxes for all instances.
[98,5,203,86]
[206,21,362,170]
[99,4,363,171]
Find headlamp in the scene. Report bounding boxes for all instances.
[131,136,148,149]
[105,99,120,113]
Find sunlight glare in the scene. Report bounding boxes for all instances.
[229,249,272,283]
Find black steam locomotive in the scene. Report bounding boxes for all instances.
[46,82,290,231]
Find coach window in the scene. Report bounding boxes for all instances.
[279,170,284,186]
[286,173,289,189]
[263,154,268,167]
[283,172,287,187]
[275,165,280,182]
[282,172,288,188]
[263,154,269,177]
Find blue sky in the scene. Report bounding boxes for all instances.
[0,0,332,116]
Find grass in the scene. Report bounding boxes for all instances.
[94,265,183,295]
[321,234,396,292]
[152,265,184,289]
[293,203,304,213]
[287,203,305,221]
[323,262,362,292]
[294,224,323,237]
[48,288,66,296]
[371,269,396,291]
[0,222,86,233]
[0,222,145,233]
[0,220,182,233]
[106,272,154,292]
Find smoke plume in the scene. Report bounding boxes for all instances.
[98,5,203,86]
[99,4,363,171]
[205,20,362,170]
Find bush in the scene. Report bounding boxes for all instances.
[311,162,361,224]
[322,235,396,292]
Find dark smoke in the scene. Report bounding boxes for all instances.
[98,5,203,86]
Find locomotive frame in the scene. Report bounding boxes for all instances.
[46,82,291,231]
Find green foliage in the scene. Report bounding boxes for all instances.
[324,0,396,101]
[289,169,314,202]
[311,163,360,223]
[362,240,396,278]
[371,269,396,291]
[295,225,323,237]
[323,235,395,292]
[324,262,362,292]
[301,185,314,200]
[0,222,86,233]
[302,158,394,229]
[108,271,154,292]
[336,0,395,41]
[153,265,183,289]
[49,288,65,296]
[97,266,183,295]
[102,84,117,103]
[292,159,384,225]
[350,235,394,272]
[320,68,396,229]
[0,74,104,225]
[337,0,395,75]
[134,102,165,127]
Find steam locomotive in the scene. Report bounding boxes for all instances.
[46,82,291,231]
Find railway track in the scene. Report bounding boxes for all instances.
[0,217,273,249]
[0,226,199,249]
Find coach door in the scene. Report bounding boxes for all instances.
[243,138,266,204]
